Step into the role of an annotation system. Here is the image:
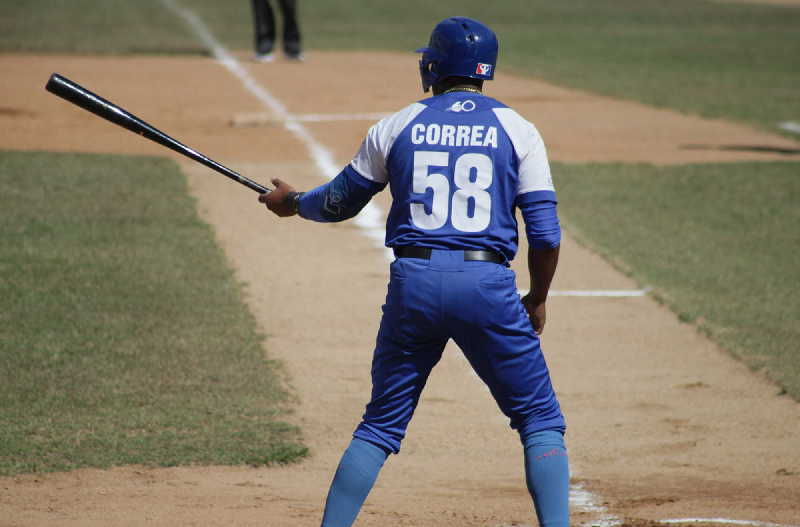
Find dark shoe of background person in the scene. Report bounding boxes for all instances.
[284,39,304,61]
[255,40,275,62]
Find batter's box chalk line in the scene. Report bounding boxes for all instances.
[518,287,652,298]
[659,519,800,527]
[571,482,622,527]
[230,111,392,127]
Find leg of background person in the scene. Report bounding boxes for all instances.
[320,437,389,527]
[522,429,570,527]
[250,0,276,59]
[277,0,302,58]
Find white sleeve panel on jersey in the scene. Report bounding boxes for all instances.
[492,107,555,195]
[349,102,428,184]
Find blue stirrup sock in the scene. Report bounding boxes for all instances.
[320,437,389,527]
[321,432,566,527]
[522,429,570,527]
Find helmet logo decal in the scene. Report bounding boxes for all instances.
[476,63,493,76]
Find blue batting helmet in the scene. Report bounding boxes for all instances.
[416,17,498,93]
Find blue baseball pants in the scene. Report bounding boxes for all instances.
[322,249,569,526]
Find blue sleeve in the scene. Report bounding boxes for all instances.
[297,165,386,223]
[517,190,561,249]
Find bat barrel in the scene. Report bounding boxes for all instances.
[45,73,270,194]
[47,73,136,133]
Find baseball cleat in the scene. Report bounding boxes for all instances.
[284,40,304,61]
[254,52,275,63]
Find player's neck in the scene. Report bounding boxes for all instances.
[441,85,483,95]
[433,81,483,96]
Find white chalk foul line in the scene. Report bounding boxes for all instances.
[160,0,391,260]
[778,121,800,134]
[660,519,800,527]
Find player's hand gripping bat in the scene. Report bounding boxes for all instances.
[45,73,271,194]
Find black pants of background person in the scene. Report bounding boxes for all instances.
[250,0,302,60]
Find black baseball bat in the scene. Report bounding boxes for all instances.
[45,73,271,194]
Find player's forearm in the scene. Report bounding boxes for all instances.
[298,165,384,222]
[518,194,561,303]
[528,245,559,304]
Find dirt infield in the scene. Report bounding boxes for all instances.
[1,51,798,526]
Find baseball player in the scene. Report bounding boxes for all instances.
[260,16,569,527]
[250,0,302,61]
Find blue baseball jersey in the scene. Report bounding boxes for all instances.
[349,91,556,261]
[295,90,567,454]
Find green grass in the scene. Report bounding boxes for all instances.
[555,161,800,399]
[1,0,798,474]
[0,1,202,55]
[0,151,307,476]
[1,0,798,134]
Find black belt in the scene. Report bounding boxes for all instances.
[393,246,505,264]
